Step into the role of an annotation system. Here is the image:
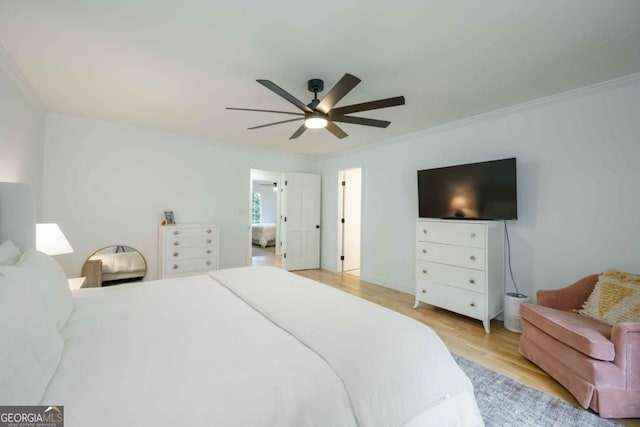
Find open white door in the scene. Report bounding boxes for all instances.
[282,172,321,271]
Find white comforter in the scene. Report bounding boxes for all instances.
[43,267,482,426]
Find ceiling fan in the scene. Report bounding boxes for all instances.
[226,73,405,140]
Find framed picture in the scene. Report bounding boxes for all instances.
[163,211,175,225]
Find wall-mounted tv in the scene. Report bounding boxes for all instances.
[417,158,517,220]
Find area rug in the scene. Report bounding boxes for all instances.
[453,354,620,427]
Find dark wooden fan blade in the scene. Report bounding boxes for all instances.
[257,80,313,113]
[289,124,307,139]
[248,117,304,130]
[316,74,362,114]
[330,96,405,116]
[325,121,348,139]
[226,107,304,116]
[330,115,391,128]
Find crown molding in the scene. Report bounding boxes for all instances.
[317,72,640,161]
[0,40,46,110]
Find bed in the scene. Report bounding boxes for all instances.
[251,222,276,247]
[0,182,484,426]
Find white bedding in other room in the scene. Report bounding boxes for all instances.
[251,223,276,247]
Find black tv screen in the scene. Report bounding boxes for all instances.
[417,158,517,220]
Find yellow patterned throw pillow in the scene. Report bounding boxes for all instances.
[579,270,640,326]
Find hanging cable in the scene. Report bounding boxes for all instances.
[504,221,523,297]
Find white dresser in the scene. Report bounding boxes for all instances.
[158,223,219,279]
[414,219,505,333]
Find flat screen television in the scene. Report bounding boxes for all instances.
[417,158,517,220]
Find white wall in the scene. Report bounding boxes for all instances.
[42,114,314,279]
[316,78,640,298]
[0,56,45,214]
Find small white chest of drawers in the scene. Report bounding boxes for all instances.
[159,223,219,279]
[414,219,505,333]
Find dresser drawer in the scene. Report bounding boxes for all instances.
[416,260,486,293]
[165,246,217,260]
[416,221,485,248]
[164,227,217,238]
[164,257,217,276]
[416,280,486,321]
[416,242,485,270]
[165,235,217,248]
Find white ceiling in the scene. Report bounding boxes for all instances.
[1,1,639,156]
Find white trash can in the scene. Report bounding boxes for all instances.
[504,292,529,333]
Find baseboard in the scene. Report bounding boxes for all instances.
[359,273,414,295]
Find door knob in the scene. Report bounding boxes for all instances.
[316,225,320,229]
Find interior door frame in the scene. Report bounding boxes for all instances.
[248,169,284,266]
[336,167,362,273]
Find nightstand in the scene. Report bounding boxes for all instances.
[68,277,86,290]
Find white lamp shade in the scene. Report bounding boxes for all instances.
[36,223,74,255]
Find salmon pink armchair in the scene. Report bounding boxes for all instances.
[518,274,640,418]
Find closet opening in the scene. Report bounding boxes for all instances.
[337,168,362,276]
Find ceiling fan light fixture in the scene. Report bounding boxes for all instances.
[304,114,328,129]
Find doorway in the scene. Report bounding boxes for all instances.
[337,168,362,276]
[250,169,282,268]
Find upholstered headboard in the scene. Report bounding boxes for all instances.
[0,182,36,251]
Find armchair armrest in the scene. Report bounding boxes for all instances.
[612,322,640,385]
[537,274,599,311]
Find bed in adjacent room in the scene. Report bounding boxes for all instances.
[0,182,484,426]
[251,222,276,247]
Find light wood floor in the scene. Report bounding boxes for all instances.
[251,245,281,268]
[293,269,639,427]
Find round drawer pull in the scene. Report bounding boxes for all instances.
[206,261,211,266]
[206,229,212,234]
[469,255,476,261]
[422,269,427,274]
[173,241,179,246]
[172,264,179,270]
[422,249,427,254]
[173,230,179,236]
[206,239,212,244]
[469,279,475,284]
[470,232,476,238]
[421,289,426,294]
[469,302,476,307]
[206,250,212,254]
[422,229,427,234]
[173,252,179,257]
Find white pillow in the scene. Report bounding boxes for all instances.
[0,275,64,404]
[0,240,22,266]
[0,249,74,330]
